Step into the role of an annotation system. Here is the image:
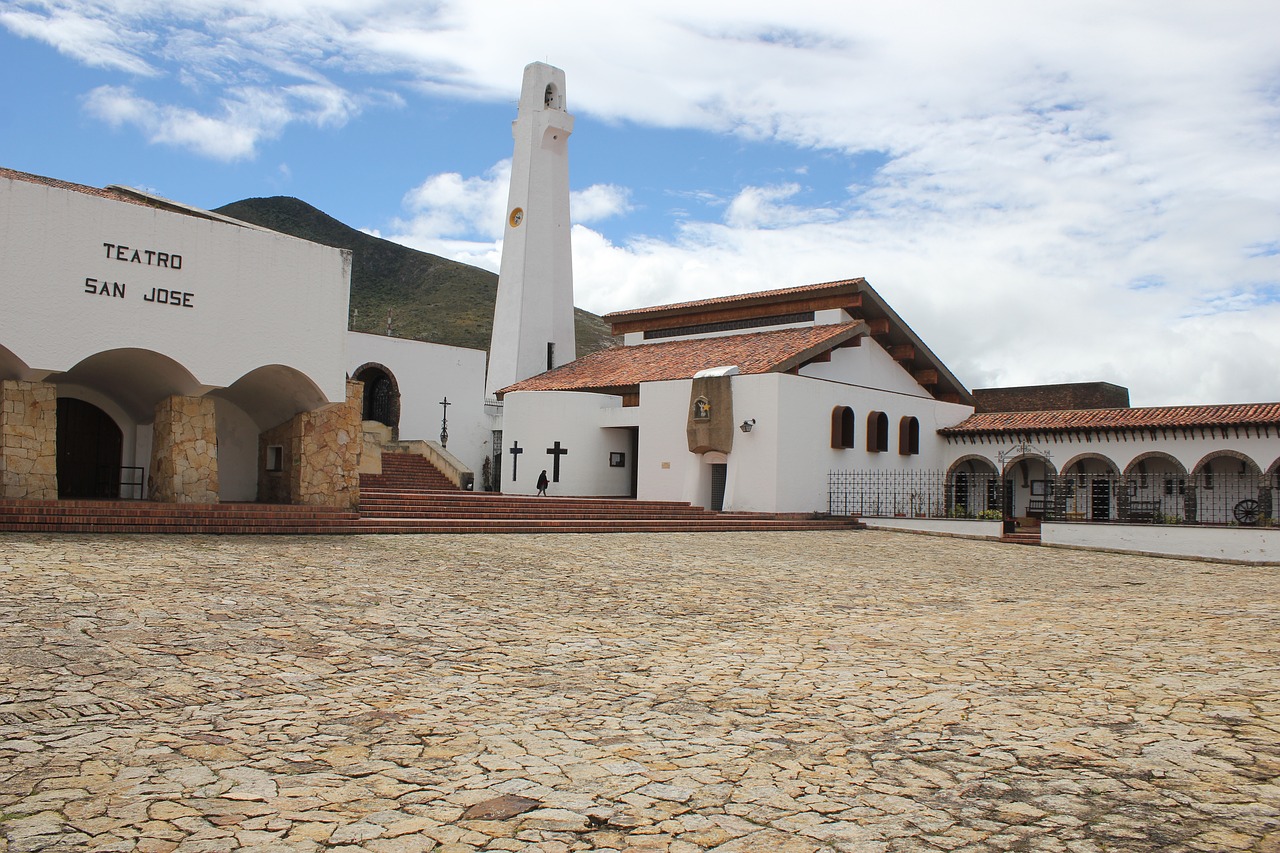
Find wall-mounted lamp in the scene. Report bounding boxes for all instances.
[739,419,756,433]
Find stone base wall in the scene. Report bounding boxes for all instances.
[258,381,362,508]
[149,395,219,503]
[1,380,58,500]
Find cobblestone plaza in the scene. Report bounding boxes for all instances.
[1,531,1277,852]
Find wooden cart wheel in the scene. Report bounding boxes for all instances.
[1233,498,1261,525]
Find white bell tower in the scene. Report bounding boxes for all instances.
[485,62,577,400]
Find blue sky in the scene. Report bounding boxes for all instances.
[2,1,1278,407]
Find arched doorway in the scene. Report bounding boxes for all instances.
[56,398,123,498]
[1061,453,1121,521]
[352,364,400,431]
[946,456,1000,517]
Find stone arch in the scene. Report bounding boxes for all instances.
[1190,450,1268,526]
[998,454,1059,479]
[1124,451,1193,523]
[1060,452,1120,476]
[1123,451,1187,477]
[945,455,1000,516]
[351,362,401,431]
[946,454,998,478]
[1190,449,1261,476]
[1060,453,1120,522]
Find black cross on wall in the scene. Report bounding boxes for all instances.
[509,441,523,482]
[546,441,568,482]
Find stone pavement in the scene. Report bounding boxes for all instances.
[0,531,1277,853]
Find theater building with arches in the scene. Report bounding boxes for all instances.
[0,166,486,509]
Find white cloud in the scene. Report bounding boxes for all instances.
[724,183,839,229]
[81,82,361,161]
[0,7,158,75]
[395,160,512,243]
[570,184,632,224]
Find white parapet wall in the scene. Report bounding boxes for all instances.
[1043,522,1280,564]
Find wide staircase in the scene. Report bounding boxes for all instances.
[356,452,865,534]
[360,452,458,492]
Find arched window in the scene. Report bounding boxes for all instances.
[867,411,889,453]
[830,406,855,448]
[898,416,920,455]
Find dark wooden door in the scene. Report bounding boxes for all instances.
[1091,479,1111,520]
[56,398,123,498]
[710,463,727,512]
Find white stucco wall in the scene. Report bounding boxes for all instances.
[347,332,489,476]
[1043,522,1280,564]
[748,373,971,513]
[213,398,260,501]
[798,338,932,397]
[499,390,635,496]
[0,176,350,402]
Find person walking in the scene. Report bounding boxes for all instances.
[536,470,549,496]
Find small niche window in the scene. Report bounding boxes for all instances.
[898,416,920,455]
[266,445,284,472]
[831,406,855,449]
[867,411,889,453]
[693,397,711,420]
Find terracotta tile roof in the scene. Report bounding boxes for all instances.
[499,323,864,396]
[1,166,151,208]
[941,403,1280,434]
[602,278,864,321]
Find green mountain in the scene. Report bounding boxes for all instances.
[213,196,616,357]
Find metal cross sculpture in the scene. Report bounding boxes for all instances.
[508,441,523,482]
[439,397,451,448]
[546,441,569,482]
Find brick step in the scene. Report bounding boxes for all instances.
[355,514,865,527]
[357,506,789,522]
[355,491,862,530]
[0,498,362,535]
[1000,533,1042,545]
[1,500,358,519]
[359,492,705,510]
[0,521,359,533]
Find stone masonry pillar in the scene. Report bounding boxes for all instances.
[149,394,219,503]
[258,381,362,508]
[1,379,58,499]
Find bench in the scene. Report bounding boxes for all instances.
[1126,500,1160,523]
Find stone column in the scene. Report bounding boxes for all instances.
[149,395,219,503]
[258,381,362,508]
[1,379,58,499]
